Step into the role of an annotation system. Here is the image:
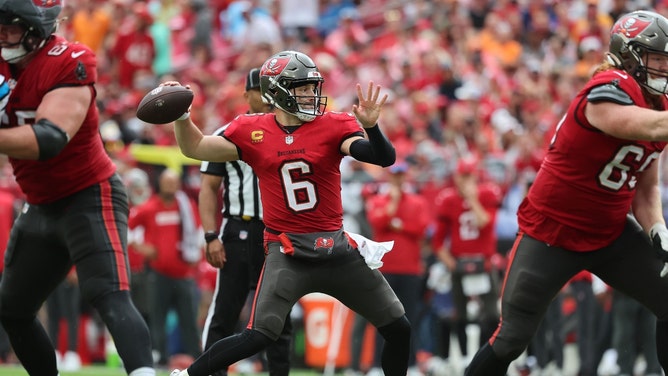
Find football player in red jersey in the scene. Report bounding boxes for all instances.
[166,50,409,376]
[432,156,502,366]
[0,1,155,375]
[465,10,668,376]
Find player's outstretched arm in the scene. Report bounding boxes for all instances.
[344,82,396,167]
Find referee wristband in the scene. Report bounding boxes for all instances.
[204,231,219,244]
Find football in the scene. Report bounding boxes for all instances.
[136,85,193,124]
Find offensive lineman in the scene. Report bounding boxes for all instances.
[465,10,668,375]
[0,1,154,375]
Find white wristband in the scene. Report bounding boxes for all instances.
[177,111,190,121]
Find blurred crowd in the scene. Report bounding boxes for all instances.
[2,0,668,374]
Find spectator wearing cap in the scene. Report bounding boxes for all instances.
[574,35,604,78]
[430,156,503,372]
[198,67,291,375]
[365,162,431,375]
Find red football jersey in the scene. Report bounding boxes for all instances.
[129,195,199,279]
[366,190,431,275]
[224,112,364,235]
[519,69,668,251]
[110,31,155,88]
[0,36,116,204]
[432,183,502,258]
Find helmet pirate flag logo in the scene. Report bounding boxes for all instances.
[613,15,651,38]
[261,57,290,77]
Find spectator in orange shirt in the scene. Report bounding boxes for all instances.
[570,0,612,47]
[71,0,112,56]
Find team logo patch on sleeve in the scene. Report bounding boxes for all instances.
[75,61,87,81]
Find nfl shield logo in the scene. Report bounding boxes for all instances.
[285,135,293,144]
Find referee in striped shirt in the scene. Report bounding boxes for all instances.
[198,68,291,376]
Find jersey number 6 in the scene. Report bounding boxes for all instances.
[281,160,318,213]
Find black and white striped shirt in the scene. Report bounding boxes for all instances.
[200,125,262,220]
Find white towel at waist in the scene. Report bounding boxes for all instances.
[346,232,394,270]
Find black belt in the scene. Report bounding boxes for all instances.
[265,227,281,235]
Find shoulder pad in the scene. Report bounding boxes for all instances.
[587,83,633,105]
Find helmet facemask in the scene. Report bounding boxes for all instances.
[0,29,45,64]
[636,48,668,94]
[265,77,327,122]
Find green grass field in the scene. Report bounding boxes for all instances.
[0,365,338,375]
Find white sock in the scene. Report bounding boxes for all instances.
[128,367,156,376]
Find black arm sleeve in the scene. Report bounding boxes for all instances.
[32,118,69,161]
[348,124,396,167]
